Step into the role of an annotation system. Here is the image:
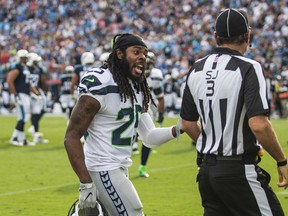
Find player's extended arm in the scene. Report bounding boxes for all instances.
[138,112,180,147]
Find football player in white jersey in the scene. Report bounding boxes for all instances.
[27,52,49,143]
[134,51,165,177]
[27,52,49,144]
[64,33,182,216]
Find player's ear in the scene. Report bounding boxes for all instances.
[213,31,218,41]
[116,49,124,59]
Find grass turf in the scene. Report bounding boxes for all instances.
[0,115,287,215]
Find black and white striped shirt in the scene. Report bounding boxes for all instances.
[180,47,269,156]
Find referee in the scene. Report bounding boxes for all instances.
[180,8,287,216]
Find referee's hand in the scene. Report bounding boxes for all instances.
[277,165,288,189]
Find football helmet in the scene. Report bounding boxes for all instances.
[164,74,172,82]
[16,49,29,63]
[147,52,156,65]
[81,52,95,65]
[145,51,156,76]
[67,199,108,216]
[27,52,41,66]
[17,49,29,58]
[99,52,110,64]
[65,65,75,73]
[171,68,179,80]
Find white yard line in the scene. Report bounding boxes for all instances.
[276,191,288,195]
[0,164,193,197]
[0,183,75,197]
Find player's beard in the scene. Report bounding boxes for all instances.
[119,58,144,83]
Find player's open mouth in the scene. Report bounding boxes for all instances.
[134,64,145,76]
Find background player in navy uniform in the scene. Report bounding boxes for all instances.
[59,65,75,119]
[70,52,95,143]
[7,49,35,146]
[64,33,182,215]
[134,51,165,177]
[27,52,49,144]
[70,51,95,97]
[180,8,287,215]
[164,68,181,116]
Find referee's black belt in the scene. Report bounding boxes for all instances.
[200,154,257,164]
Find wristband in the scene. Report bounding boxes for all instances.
[79,182,93,191]
[277,159,287,167]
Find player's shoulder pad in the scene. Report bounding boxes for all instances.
[15,63,23,70]
[79,67,112,92]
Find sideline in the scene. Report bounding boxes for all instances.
[0,164,192,197]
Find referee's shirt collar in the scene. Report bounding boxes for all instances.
[213,47,243,56]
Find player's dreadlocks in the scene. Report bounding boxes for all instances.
[102,33,155,112]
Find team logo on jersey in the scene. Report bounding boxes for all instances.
[83,77,95,83]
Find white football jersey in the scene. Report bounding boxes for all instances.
[147,68,164,99]
[78,67,144,172]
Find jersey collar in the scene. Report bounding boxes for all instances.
[213,47,242,56]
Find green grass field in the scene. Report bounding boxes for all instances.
[0,115,287,215]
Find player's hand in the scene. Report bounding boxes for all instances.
[15,94,23,106]
[157,112,164,124]
[31,93,43,107]
[78,182,97,209]
[31,93,42,101]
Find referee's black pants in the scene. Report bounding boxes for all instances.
[197,156,284,216]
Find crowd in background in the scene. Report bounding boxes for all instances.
[0,0,288,117]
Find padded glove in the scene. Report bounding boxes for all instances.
[175,117,184,140]
[78,182,97,209]
[31,93,42,101]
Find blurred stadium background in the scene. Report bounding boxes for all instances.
[1,0,288,117]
